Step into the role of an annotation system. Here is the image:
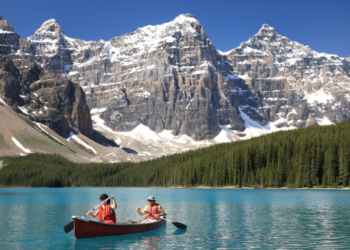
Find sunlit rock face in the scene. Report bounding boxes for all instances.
[0,14,21,55]
[223,24,350,126]
[2,14,350,141]
[0,16,94,139]
[17,14,245,140]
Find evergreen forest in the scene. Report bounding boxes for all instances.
[1,120,350,188]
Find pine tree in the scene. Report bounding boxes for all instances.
[343,143,350,187]
[339,148,345,186]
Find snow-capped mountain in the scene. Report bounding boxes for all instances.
[222,24,350,128]
[4,14,245,140]
[1,13,350,146]
[0,15,109,145]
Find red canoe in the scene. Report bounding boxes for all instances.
[72,216,166,239]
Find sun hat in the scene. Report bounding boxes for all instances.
[147,196,155,201]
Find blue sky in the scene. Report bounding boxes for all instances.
[2,0,350,57]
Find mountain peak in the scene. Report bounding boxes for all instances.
[170,14,199,27]
[0,14,15,32]
[255,24,278,39]
[174,13,198,22]
[261,24,273,29]
[134,13,201,37]
[35,19,64,35]
[42,19,58,25]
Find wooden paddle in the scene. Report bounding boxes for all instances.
[63,197,110,234]
[145,211,187,229]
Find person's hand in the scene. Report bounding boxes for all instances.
[88,211,92,215]
[136,207,140,211]
[154,214,160,218]
[111,194,114,199]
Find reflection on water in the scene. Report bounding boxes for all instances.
[173,229,187,236]
[1,188,350,249]
[72,227,166,250]
[143,236,160,250]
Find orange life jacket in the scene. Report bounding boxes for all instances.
[146,203,160,220]
[98,204,116,224]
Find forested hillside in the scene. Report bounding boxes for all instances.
[1,120,350,188]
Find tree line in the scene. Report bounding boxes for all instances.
[1,120,350,188]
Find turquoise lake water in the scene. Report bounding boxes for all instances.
[1,188,350,249]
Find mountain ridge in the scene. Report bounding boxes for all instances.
[1,13,350,158]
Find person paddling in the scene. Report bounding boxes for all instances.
[136,196,165,223]
[88,194,117,224]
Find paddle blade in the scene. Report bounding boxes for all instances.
[172,222,187,229]
[63,221,74,234]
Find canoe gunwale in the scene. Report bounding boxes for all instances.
[72,216,165,226]
[72,216,89,222]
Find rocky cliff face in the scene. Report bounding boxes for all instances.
[0,55,22,107]
[0,54,94,139]
[15,14,245,139]
[2,14,350,141]
[0,15,96,140]
[222,24,350,127]
[28,71,94,138]
[0,14,21,55]
[26,19,75,74]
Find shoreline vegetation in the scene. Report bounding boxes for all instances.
[1,120,350,189]
[2,186,350,190]
[1,185,350,189]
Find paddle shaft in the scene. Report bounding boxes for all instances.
[83,197,111,218]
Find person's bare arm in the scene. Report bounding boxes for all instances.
[136,206,146,215]
[110,194,117,210]
[88,210,99,218]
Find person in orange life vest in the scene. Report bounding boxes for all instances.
[136,196,165,224]
[88,194,117,224]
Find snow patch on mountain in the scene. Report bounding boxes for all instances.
[315,116,334,126]
[217,49,235,56]
[90,108,107,115]
[305,90,335,105]
[36,123,65,145]
[239,107,296,139]
[214,129,233,143]
[158,130,176,140]
[18,106,29,116]
[67,132,97,154]
[0,97,9,107]
[0,30,14,34]
[120,121,163,141]
[12,137,32,154]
